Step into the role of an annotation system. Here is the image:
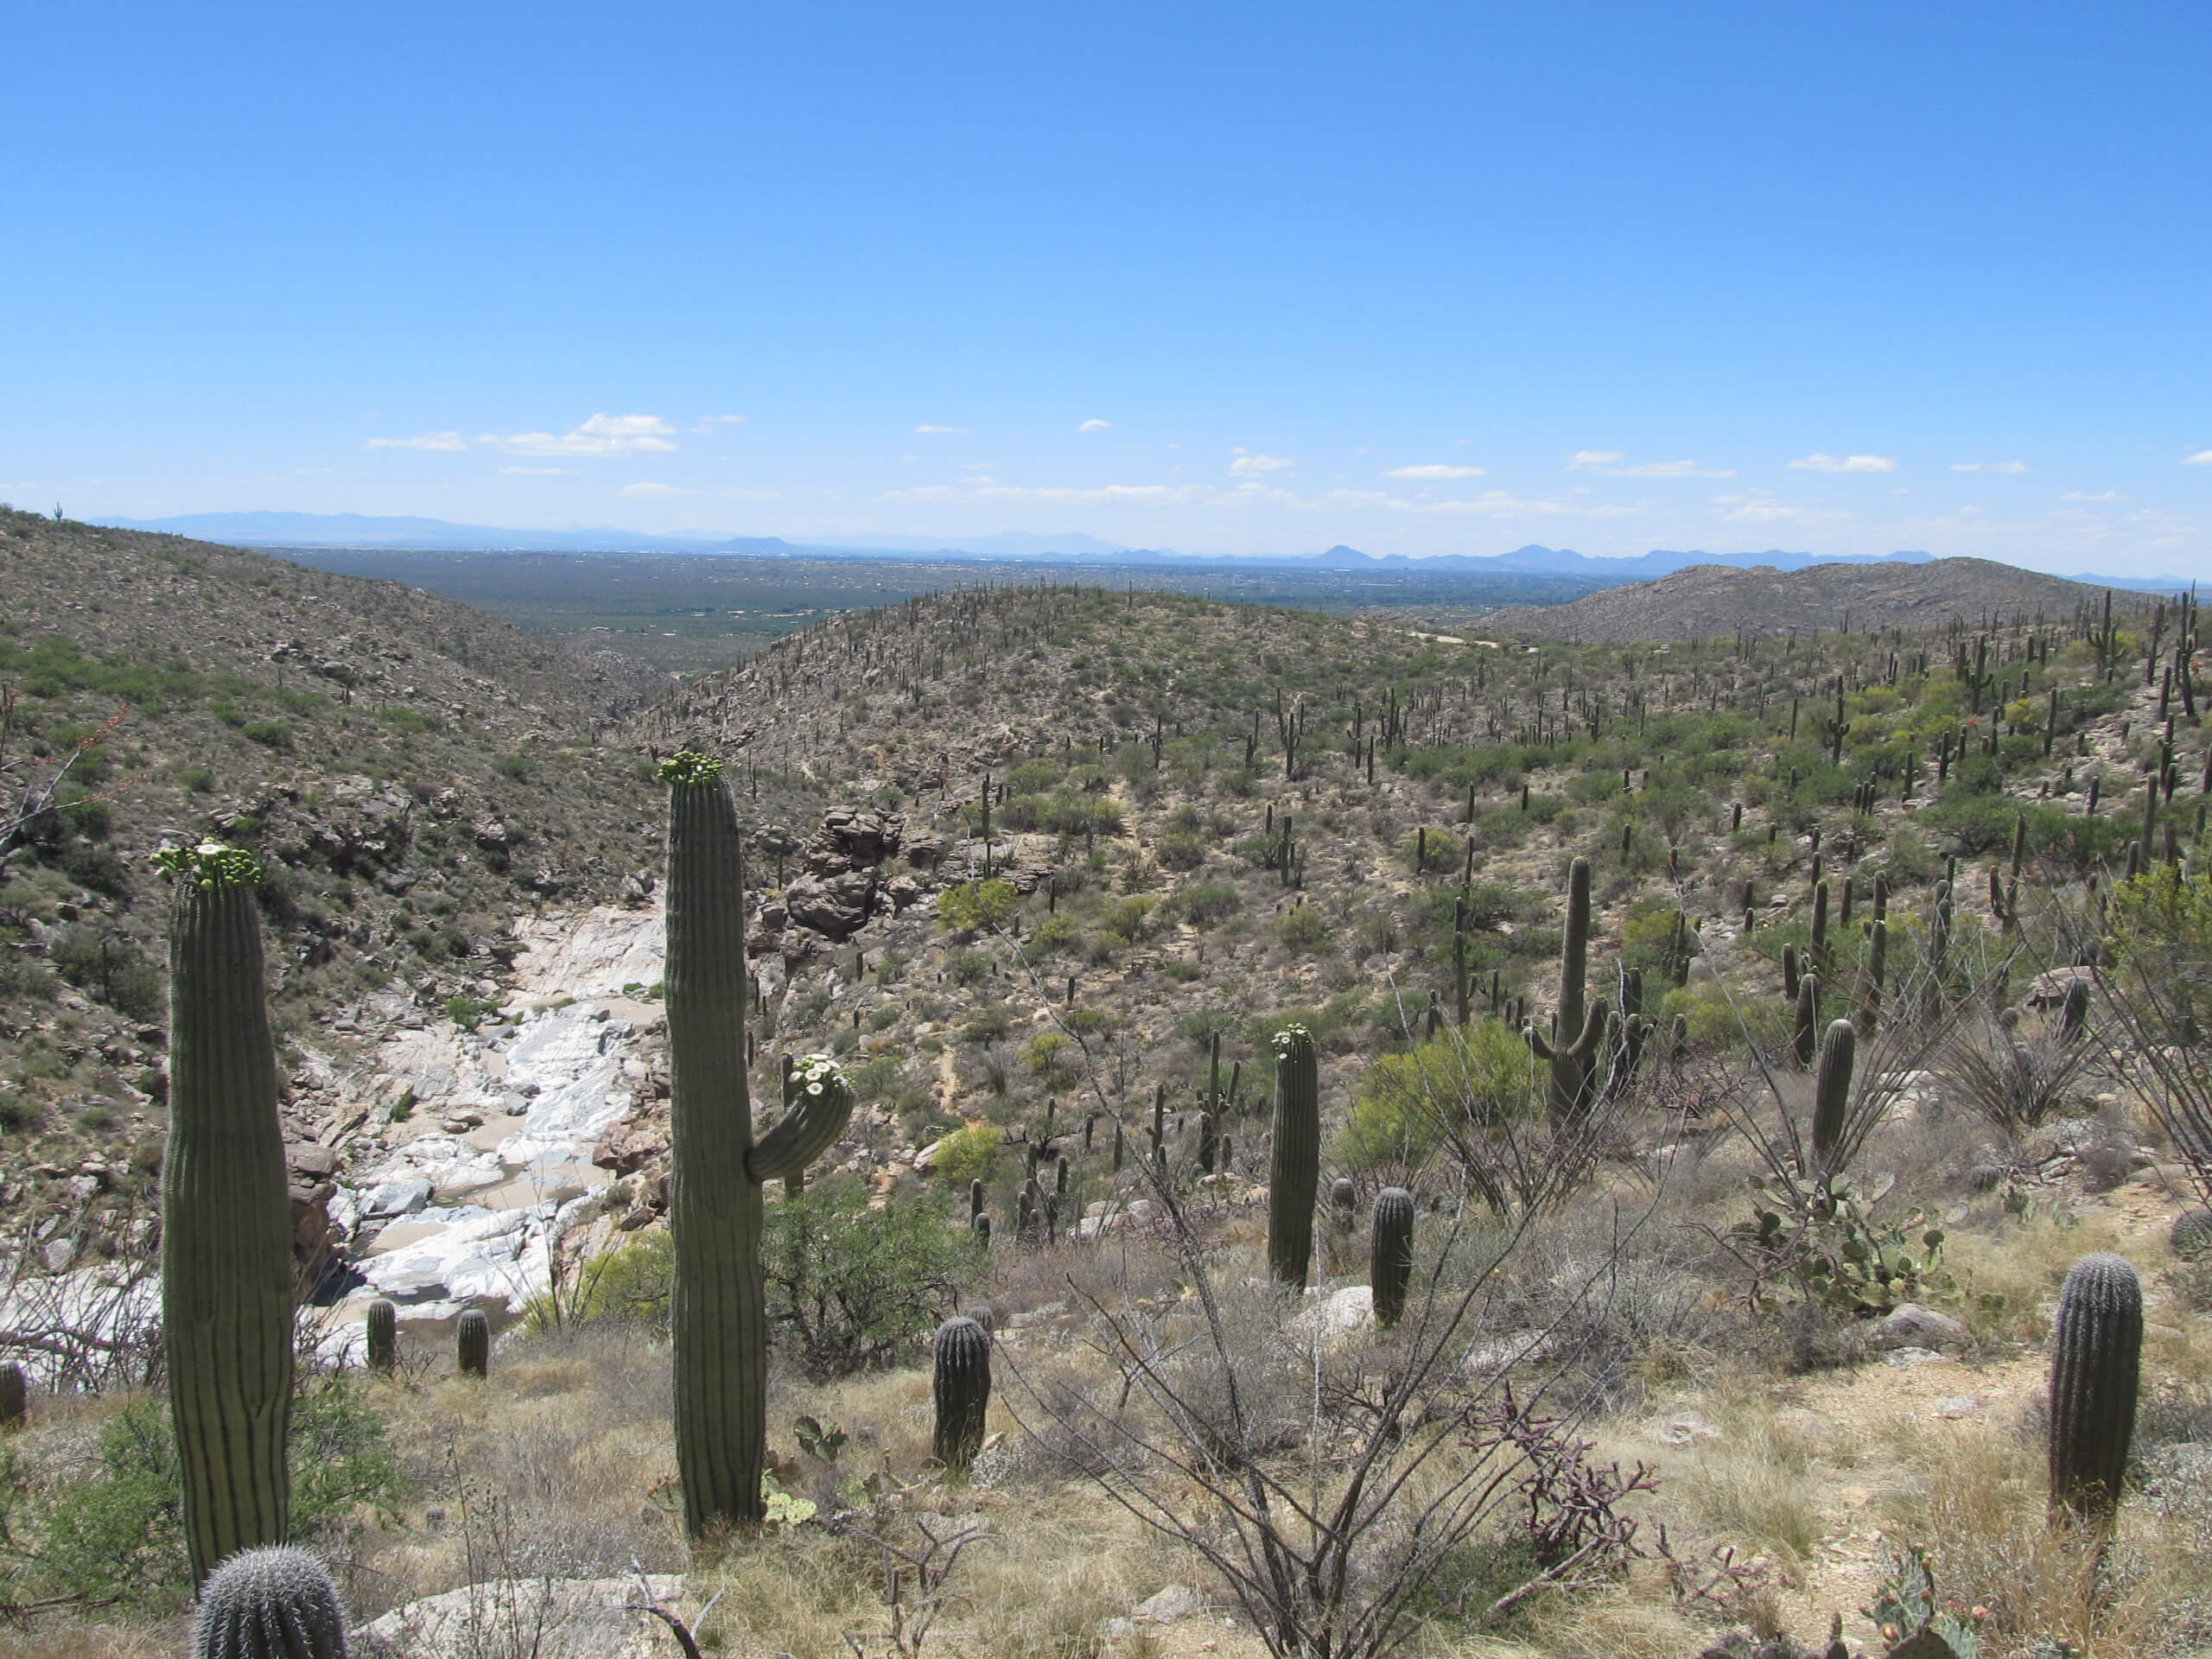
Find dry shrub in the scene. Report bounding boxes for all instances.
[1494,1580,1707,1659]
[1670,1410,1824,1580]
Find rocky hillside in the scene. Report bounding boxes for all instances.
[0,510,675,1255]
[1482,556,2138,643]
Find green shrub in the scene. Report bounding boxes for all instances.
[948,947,995,985]
[48,927,164,1021]
[939,879,1019,935]
[561,1228,678,1328]
[1163,880,1241,926]
[1276,905,1332,951]
[764,1181,975,1379]
[1155,830,1207,870]
[1335,1020,1536,1173]
[242,720,292,750]
[929,1123,1001,1187]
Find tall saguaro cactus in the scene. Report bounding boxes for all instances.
[661,753,853,1536]
[1268,1025,1320,1286]
[157,842,295,1588]
[1810,1019,1854,1179]
[1527,857,1608,1122]
[2048,1252,2142,1527]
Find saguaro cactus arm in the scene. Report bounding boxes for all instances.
[747,1053,855,1183]
[156,841,295,1588]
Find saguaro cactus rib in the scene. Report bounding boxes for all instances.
[661,752,854,1537]
[158,842,295,1588]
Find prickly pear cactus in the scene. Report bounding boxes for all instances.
[155,841,295,1587]
[191,1544,349,1659]
[931,1315,992,1474]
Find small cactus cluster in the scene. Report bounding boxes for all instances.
[931,1315,992,1474]
[191,1545,349,1659]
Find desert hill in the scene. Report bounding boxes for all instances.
[1482,555,2139,643]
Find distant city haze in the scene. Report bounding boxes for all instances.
[5,5,2207,577]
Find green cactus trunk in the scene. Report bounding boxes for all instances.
[2047,1252,2143,1526]
[456,1309,489,1378]
[662,753,853,1537]
[1860,918,1886,1033]
[1793,972,1820,1067]
[1370,1186,1415,1327]
[1268,1026,1320,1287]
[931,1315,992,1473]
[0,1361,24,1432]
[1528,857,1607,1122]
[365,1299,397,1376]
[162,852,295,1588]
[1810,1020,1854,1179]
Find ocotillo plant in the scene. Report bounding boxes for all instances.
[661,752,854,1535]
[191,1544,349,1659]
[155,841,294,1587]
[1810,1020,1854,1179]
[1370,1186,1415,1328]
[0,1361,23,1432]
[365,1299,397,1376]
[931,1315,992,1474]
[456,1309,489,1379]
[1527,857,1607,1122]
[1268,1025,1320,1286]
[1793,972,1821,1067]
[2047,1252,2143,1527]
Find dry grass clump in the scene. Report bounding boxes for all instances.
[1668,1405,1826,1580]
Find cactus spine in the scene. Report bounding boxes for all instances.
[661,753,853,1535]
[1268,1025,1321,1287]
[1370,1186,1415,1328]
[190,1544,348,1659]
[364,1300,397,1376]
[931,1315,991,1473]
[2047,1252,2143,1526]
[1810,1019,1854,1179]
[455,1309,489,1378]
[1526,857,1608,1123]
[157,842,294,1587]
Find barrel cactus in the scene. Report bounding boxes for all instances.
[2048,1252,2142,1526]
[191,1544,348,1659]
[1330,1176,1357,1230]
[1811,1020,1854,1179]
[455,1309,489,1379]
[1526,858,1607,1122]
[2172,1209,2212,1258]
[1268,1025,1321,1286]
[1371,1187,1415,1328]
[156,841,295,1586]
[364,1300,397,1376]
[661,752,855,1535]
[931,1315,992,1474]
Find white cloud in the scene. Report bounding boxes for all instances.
[1385,463,1486,480]
[691,415,745,434]
[480,414,677,457]
[1079,418,1110,432]
[2189,450,2212,466]
[1567,449,1729,478]
[619,480,779,500]
[2062,490,2124,501]
[620,481,688,497]
[1951,461,2028,474]
[1788,452,1897,474]
[881,480,1197,505]
[1229,453,1295,475]
[1567,450,1624,468]
[913,424,967,435]
[367,430,467,451]
[500,466,572,475]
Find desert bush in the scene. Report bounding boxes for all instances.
[939,878,1019,935]
[764,1179,975,1378]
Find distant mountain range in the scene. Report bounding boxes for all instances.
[91,512,2196,592]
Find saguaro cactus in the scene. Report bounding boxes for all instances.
[455,1309,489,1379]
[191,1544,349,1659]
[1860,918,1887,1034]
[1811,1019,1854,1179]
[156,842,294,1587]
[1330,1176,1357,1230]
[364,1300,397,1376]
[1268,1025,1321,1287]
[931,1315,992,1474]
[1371,1187,1415,1328]
[1527,857,1608,1122]
[2048,1252,2143,1526]
[661,753,854,1536]
[1793,972,1821,1067]
[0,1361,24,1432]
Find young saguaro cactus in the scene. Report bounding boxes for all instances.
[1268,1025,1321,1287]
[364,1300,397,1376]
[455,1309,489,1379]
[1793,972,1821,1068]
[661,752,854,1536]
[1526,857,1608,1122]
[2048,1252,2143,1526]
[1810,1019,1855,1179]
[156,842,295,1588]
[931,1315,992,1474]
[0,1361,24,1432]
[1370,1186,1415,1328]
[191,1544,349,1659]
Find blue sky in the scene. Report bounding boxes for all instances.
[6,2,2209,575]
